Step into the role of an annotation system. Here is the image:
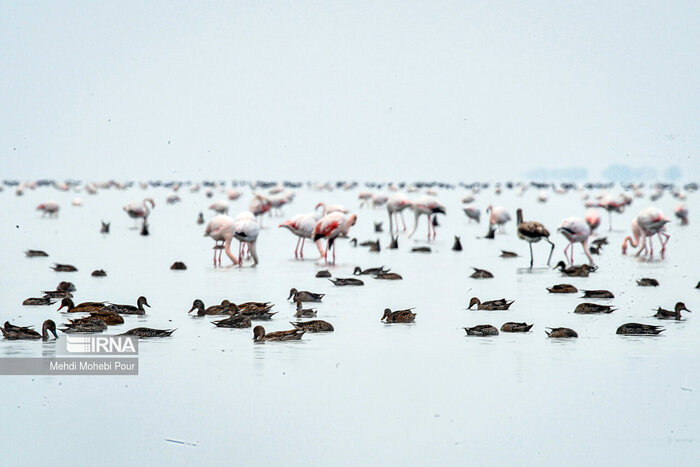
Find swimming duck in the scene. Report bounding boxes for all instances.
[100,221,110,233]
[121,327,176,338]
[574,303,616,314]
[25,250,49,257]
[253,325,305,342]
[23,297,55,306]
[197,212,204,225]
[375,271,403,280]
[60,318,108,333]
[291,320,334,332]
[381,308,416,323]
[374,222,383,233]
[500,250,518,258]
[500,322,534,333]
[470,268,493,279]
[57,281,76,292]
[616,323,664,335]
[464,325,499,336]
[288,288,325,302]
[637,278,659,287]
[170,261,187,270]
[43,290,73,299]
[315,270,332,278]
[547,284,578,294]
[91,269,107,277]
[452,236,463,251]
[212,314,251,328]
[545,327,578,338]
[188,299,230,316]
[653,302,692,320]
[329,277,364,286]
[58,298,106,313]
[388,236,399,249]
[353,266,390,276]
[294,301,317,318]
[554,261,596,277]
[468,297,514,310]
[591,237,608,247]
[69,310,124,325]
[107,296,150,315]
[2,320,58,340]
[235,301,275,314]
[411,246,431,253]
[368,240,380,252]
[51,263,78,272]
[581,290,614,299]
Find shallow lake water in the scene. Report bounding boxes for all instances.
[0,183,698,466]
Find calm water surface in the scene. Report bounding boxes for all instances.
[0,184,698,466]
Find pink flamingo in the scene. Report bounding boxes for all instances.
[204,215,238,266]
[209,200,229,214]
[621,218,646,256]
[315,202,348,216]
[313,212,358,264]
[407,196,445,240]
[233,216,260,266]
[386,194,412,234]
[463,205,480,223]
[123,198,155,228]
[635,207,670,258]
[37,200,60,217]
[558,217,594,266]
[594,194,631,231]
[279,213,317,259]
[585,208,600,234]
[486,205,511,233]
[249,194,271,225]
[371,193,389,209]
[358,191,373,208]
[674,203,688,225]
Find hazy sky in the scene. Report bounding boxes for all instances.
[1,1,698,181]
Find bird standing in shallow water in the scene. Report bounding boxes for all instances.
[558,217,594,266]
[517,209,555,268]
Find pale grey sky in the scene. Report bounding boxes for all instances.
[1,1,698,181]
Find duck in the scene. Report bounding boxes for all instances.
[545,327,578,338]
[60,318,108,333]
[547,284,578,294]
[464,325,499,336]
[616,323,664,335]
[43,290,73,299]
[554,261,596,277]
[288,288,324,302]
[91,269,107,277]
[70,310,124,325]
[315,270,332,278]
[452,236,463,251]
[57,298,106,313]
[290,320,334,332]
[329,277,364,286]
[411,246,431,253]
[212,314,251,328]
[56,281,76,292]
[574,303,616,314]
[591,237,608,247]
[500,250,518,258]
[253,325,305,342]
[468,297,514,310]
[100,221,110,233]
[235,301,275,314]
[51,263,78,272]
[388,236,399,249]
[374,222,383,233]
[381,308,416,323]
[107,296,150,315]
[25,250,49,257]
[368,240,381,252]
[581,290,614,299]
[120,327,176,338]
[294,301,317,318]
[653,302,692,320]
[353,266,390,276]
[188,299,231,316]
[170,261,187,270]
[197,212,204,225]
[500,322,534,333]
[375,271,403,280]
[22,297,55,306]
[637,278,659,287]
[2,320,58,340]
[470,268,493,279]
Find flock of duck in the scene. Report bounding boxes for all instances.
[3,179,698,344]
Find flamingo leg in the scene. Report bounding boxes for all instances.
[582,239,594,265]
[218,244,223,265]
[400,211,407,231]
[608,210,612,231]
[294,237,300,259]
[332,240,336,264]
[427,215,431,240]
[388,210,394,234]
[563,243,572,266]
[300,238,305,258]
[546,238,555,266]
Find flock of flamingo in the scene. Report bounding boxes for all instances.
[3,179,697,342]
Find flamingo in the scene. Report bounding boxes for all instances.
[123,198,154,228]
[674,203,688,225]
[463,205,481,223]
[234,216,260,266]
[315,202,348,216]
[204,215,238,266]
[209,200,229,214]
[313,212,358,264]
[279,213,317,259]
[250,194,271,224]
[635,207,670,258]
[371,193,389,209]
[407,196,445,240]
[386,194,412,234]
[227,189,242,200]
[37,200,60,217]
[558,217,594,266]
[268,192,293,216]
[516,208,555,268]
[622,218,645,256]
[486,205,511,233]
[585,208,601,234]
[595,194,631,231]
[358,191,373,208]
